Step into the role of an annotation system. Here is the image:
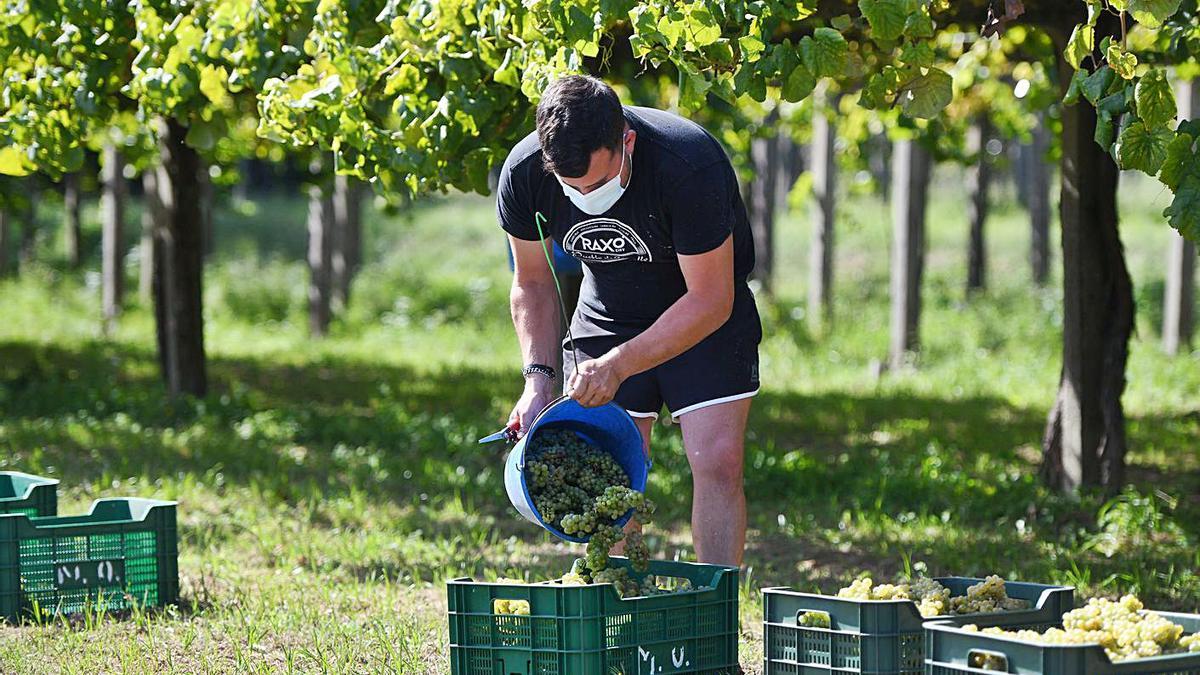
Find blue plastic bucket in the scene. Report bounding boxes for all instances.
[504,396,650,543]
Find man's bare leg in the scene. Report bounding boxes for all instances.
[678,398,751,566]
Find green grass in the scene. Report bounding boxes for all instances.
[0,168,1198,673]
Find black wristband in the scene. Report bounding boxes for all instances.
[522,363,556,381]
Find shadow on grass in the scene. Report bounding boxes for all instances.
[3,338,1199,598]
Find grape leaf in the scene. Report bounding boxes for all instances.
[1128,0,1183,27]
[686,4,722,47]
[1159,133,1195,191]
[904,10,934,39]
[1065,24,1093,70]
[782,65,816,102]
[1164,170,1200,243]
[1095,110,1115,148]
[1135,69,1176,128]
[737,35,765,59]
[900,42,935,69]
[1106,43,1137,79]
[1115,121,1173,174]
[800,28,847,79]
[0,146,30,176]
[858,0,907,42]
[1081,66,1115,105]
[901,67,952,119]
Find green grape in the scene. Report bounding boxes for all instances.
[966,595,1195,662]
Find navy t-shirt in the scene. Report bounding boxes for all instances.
[497,105,756,340]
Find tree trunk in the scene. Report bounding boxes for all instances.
[63,172,82,268]
[966,117,992,294]
[808,91,837,332]
[869,133,892,200]
[1163,78,1198,355]
[747,111,780,293]
[0,210,8,276]
[1012,141,1031,209]
[19,181,37,269]
[331,173,362,312]
[140,169,164,302]
[1163,232,1197,355]
[1041,57,1132,492]
[154,118,208,397]
[307,158,334,337]
[101,144,126,332]
[198,161,214,258]
[1029,112,1052,286]
[889,139,932,369]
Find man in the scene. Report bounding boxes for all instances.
[498,75,761,566]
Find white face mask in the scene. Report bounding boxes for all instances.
[556,141,631,215]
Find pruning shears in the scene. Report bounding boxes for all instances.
[477,426,519,444]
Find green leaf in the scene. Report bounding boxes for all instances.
[1065,24,1094,70]
[494,49,521,88]
[1106,43,1137,79]
[737,35,765,59]
[686,4,722,47]
[903,11,935,38]
[0,146,29,176]
[1135,69,1176,128]
[1095,111,1115,148]
[1164,170,1200,243]
[1128,0,1183,27]
[1081,66,1115,105]
[901,67,953,119]
[899,42,935,68]
[1159,132,1195,191]
[1115,121,1173,173]
[1064,69,1087,105]
[831,14,853,31]
[800,28,848,79]
[781,65,816,102]
[858,0,907,42]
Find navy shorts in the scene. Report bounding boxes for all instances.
[562,311,761,422]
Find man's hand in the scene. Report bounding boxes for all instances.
[567,352,626,407]
[507,378,556,438]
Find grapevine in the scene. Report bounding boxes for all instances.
[836,574,1027,618]
[964,595,1200,662]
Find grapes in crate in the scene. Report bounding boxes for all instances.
[836,574,1029,618]
[964,595,1200,661]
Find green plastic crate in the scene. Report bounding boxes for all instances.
[925,611,1200,674]
[447,557,739,674]
[762,578,1074,675]
[0,472,58,518]
[0,498,179,622]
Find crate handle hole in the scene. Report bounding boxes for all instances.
[795,609,831,629]
[968,648,1009,672]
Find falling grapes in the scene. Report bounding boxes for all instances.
[523,429,667,598]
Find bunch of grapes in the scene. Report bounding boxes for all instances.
[798,611,832,628]
[964,595,1200,662]
[836,573,1026,618]
[523,428,659,598]
[949,575,1030,614]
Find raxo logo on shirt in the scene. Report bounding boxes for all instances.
[563,218,653,263]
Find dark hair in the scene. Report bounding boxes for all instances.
[536,75,624,178]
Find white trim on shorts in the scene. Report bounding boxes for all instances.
[626,409,660,420]
[668,388,760,423]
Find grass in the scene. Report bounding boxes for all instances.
[0,167,1198,673]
